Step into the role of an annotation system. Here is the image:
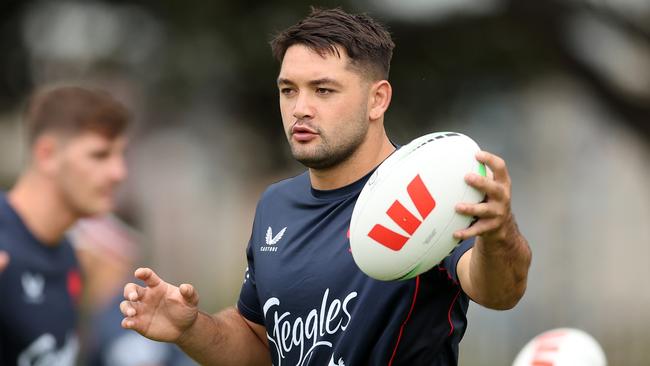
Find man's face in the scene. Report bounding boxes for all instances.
[50,132,127,217]
[277,44,372,170]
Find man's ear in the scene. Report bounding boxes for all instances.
[368,80,392,121]
[32,135,61,174]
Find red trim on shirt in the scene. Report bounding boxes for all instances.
[437,266,459,286]
[388,276,421,366]
[447,289,462,336]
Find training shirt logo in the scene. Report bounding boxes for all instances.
[22,272,45,304]
[263,288,357,366]
[328,355,345,366]
[261,226,286,252]
[18,332,79,366]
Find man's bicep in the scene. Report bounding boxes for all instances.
[243,316,268,349]
[224,308,271,365]
[457,247,476,300]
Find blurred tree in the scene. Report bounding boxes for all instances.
[0,1,31,110]
[507,0,650,140]
[129,0,649,159]
[0,0,647,165]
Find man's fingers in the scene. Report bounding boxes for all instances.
[465,173,506,200]
[134,267,162,288]
[126,268,166,301]
[455,202,495,218]
[121,316,138,330]
[476,151,510,184]
[120,300,138,317]
[454,218,498,240]
[179,283,199,306]
[123,282,146,301]
[120,300,146,332]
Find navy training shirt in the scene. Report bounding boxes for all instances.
[238,170,475,365]
[0,193,81,365]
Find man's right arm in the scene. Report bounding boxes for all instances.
[176,307,270,365]
[120,267,271,365]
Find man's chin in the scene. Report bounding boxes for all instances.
[293,149,347,170]
[296,157,339,170]
[294,152,327,169]
[78,202,113,218]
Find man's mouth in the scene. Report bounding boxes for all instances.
[291,125,318,142]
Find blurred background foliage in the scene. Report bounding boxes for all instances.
[0,0,648,365]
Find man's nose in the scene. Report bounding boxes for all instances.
[110,155,127,183]
[292,92,314,120]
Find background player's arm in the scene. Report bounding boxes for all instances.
[121,268,271,365]
[0,251,8,273]
[454,151,532,310]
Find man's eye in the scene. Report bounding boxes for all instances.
[316,88,333,95]
[91,151,110,160]
[280,88,295,96]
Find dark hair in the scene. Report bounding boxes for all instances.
[270,7,395,80]
[24,86,130,145]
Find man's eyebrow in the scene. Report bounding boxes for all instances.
[276,77,343,88]
[308,78,343,88]
[277,77,294,86]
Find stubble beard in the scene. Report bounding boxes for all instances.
[289,114,369,171]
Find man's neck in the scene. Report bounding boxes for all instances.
[8,171,77,246]
[309,132,395,190]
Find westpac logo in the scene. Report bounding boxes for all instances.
[261,226,286,252]
[367,174,436,251]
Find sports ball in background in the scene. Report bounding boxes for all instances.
[350,132,486,281]
[512,328,607,366]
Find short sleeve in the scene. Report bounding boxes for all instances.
[237,243,264,324]
[439,237,475,284]
[236,203,265,325]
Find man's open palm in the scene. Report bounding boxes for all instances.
[120,267,200,342]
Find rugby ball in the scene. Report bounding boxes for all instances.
[512,328,607,366]
[349,132,486,281]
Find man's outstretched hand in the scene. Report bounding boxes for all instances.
[120,267,200,343]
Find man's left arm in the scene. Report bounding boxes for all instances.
[454,151,532,310]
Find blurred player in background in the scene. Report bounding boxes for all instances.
[120,7,532,365]
[71,215,196,366]
[0,250,8,273]
[0,86,129,365]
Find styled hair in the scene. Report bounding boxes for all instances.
[270,7,395,80]
[24,86,130,145]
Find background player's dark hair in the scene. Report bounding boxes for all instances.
[270,7,395,81]
[24,86,130,145]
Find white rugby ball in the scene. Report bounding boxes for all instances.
[512,328,607,366]
[350,132,486,281]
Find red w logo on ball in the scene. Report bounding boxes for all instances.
[367,174,436,251]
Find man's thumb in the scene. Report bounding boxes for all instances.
[179,284,199,306]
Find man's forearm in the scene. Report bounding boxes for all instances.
[176,307,270,365]
[468,219,532,310]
